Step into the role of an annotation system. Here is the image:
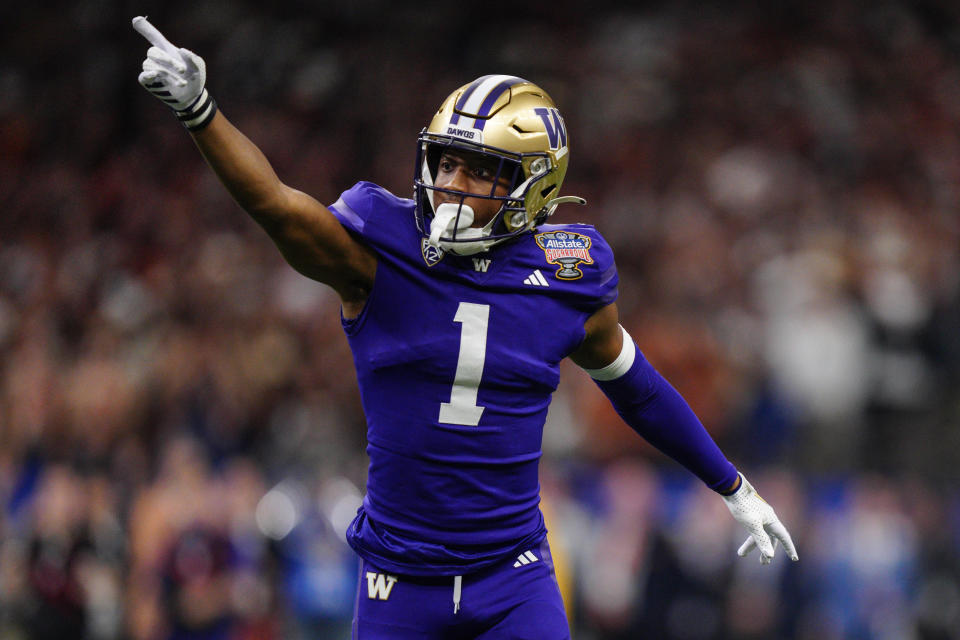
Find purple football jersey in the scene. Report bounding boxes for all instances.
[329,182,617,575]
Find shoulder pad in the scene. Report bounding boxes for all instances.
[530,224,618,310]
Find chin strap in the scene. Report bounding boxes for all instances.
[533,195,586,225]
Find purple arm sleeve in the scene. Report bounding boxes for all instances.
[593,343,738,493]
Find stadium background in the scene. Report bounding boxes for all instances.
[2,1,960,638]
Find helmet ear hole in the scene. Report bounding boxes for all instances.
[541,184,557,198]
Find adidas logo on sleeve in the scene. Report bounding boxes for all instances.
[523,270,550,287]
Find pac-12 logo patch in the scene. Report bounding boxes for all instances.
[535,231,593,280]
[421,238,446,267]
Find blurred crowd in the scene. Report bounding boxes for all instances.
[2,1,960,638]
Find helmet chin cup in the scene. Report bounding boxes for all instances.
[444,229,493,256]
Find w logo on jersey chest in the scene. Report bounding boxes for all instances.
[472,258,491,272]
[366,572,398,600]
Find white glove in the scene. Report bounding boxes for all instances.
[132,16,217,131]
[722,473,799,565]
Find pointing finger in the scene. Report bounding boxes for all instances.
[132,16,180,57]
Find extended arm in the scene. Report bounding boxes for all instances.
[189,114,376,310]
[133,17,375,313]
[570,303,798,564]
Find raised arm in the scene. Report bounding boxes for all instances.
[132,17,375,312]
[188,113,376,310]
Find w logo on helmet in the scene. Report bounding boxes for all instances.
[534,107,568,151]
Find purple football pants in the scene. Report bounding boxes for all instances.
[352,540,570,639]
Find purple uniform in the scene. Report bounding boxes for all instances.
[353,541,569,639]
[328,181,616,578]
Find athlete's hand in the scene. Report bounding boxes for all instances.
[132,16,216,131]
[722,473,798,565]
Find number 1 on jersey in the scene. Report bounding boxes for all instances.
[439,302,489,426]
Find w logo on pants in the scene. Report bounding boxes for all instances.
[366,572,398,600]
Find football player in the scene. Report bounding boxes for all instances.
[134,17,798,639]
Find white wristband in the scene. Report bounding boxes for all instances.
[175,88,217,131]
[583,325,636,381]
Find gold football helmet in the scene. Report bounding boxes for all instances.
[414,75,585,255]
